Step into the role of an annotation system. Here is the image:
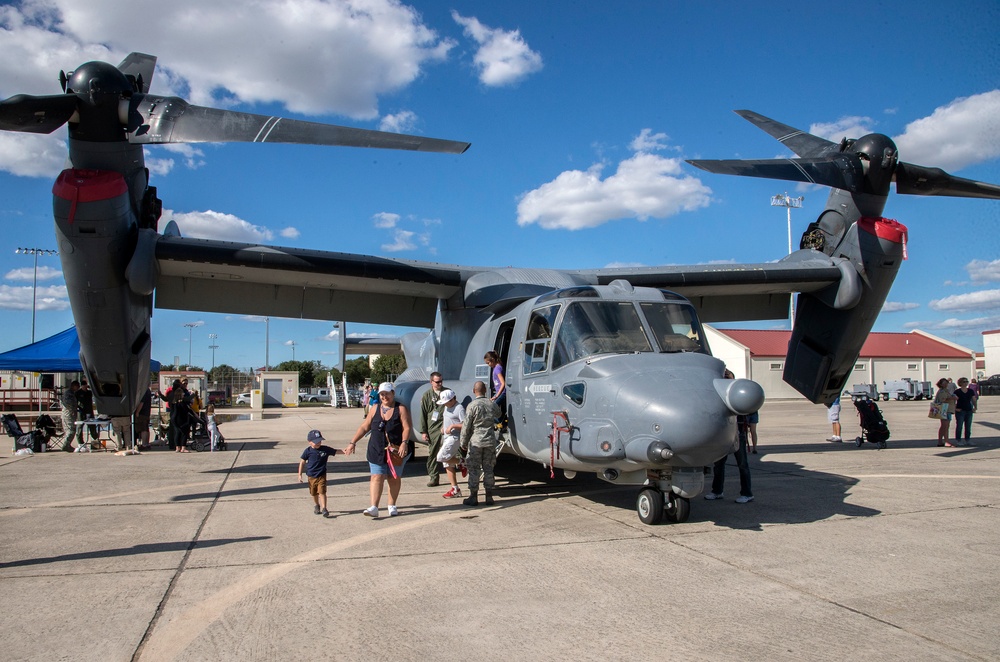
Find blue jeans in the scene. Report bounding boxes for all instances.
[712,429,752,497]
[954,410,973,440]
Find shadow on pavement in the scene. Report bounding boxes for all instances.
[0,536,271,569]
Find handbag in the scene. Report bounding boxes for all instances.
[927,402,941,419]
[385,432,404,479]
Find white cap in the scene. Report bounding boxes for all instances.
[378,382,394,394]
[436,389,456,406]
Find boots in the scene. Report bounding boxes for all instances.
[484,489,494,505]
[463,491,479,506]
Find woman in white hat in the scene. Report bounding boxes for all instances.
[346,381,412,518]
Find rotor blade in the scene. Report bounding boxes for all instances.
[128,96,470,153]
[117,52,157,93]
[0,93,78,133]
[686,155,865,192]
[894,161,1000,199]
[735,109,837,158]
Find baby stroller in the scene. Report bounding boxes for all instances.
[3,413,49,452]
[852,397,890,449]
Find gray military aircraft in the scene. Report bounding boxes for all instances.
[3,54,999,523]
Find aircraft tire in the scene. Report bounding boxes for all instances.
[664,493,690,523]
[636,488,663,525]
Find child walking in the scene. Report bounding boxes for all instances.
[297,430,345,518]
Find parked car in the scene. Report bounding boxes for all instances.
[235,392,252,406]
[298,388,332,403]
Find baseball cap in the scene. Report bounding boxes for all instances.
[436,389,456,406]
[307,430,325,444]
[378,382,394,394]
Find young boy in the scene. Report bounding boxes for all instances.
[297,429,344,518]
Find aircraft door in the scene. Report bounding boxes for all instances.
[517,305,562,455]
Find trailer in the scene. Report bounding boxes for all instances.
[879,378,931,401]
[845,383,878,400]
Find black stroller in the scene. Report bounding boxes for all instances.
[852,397,890,449]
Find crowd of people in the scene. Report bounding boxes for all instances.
[932,377,979,447]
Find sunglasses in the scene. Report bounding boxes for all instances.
[432,380,442,385]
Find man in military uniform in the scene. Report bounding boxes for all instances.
[418,372,446,487]
[459,381,501,506]
[59,380,82,452]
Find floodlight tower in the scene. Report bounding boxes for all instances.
[770,192,804,327]
[14,247,58,343]
[208,333,218,371]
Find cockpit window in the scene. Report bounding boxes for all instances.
[523,304,560,375]
[552,301,651,369]
[640,302,706,353]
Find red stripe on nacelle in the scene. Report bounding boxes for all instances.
[52,169,128,224]
[858,216,909,260]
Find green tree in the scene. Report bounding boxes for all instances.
[344,357,371,386]
[371,354,406,384]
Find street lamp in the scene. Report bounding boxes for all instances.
[208,333,218,371]
[183,322,201,366]
[14,247,58,343]
[287,340,297,361]
[770,192,804,327]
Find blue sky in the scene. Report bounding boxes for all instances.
[1,0,999,371]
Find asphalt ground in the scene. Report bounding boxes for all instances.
[1,396,998,662]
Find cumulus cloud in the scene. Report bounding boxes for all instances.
[166,209,275,242]
[279,227,300,239]
[373,212,400,229]
[379,110,418,134]
[516,135,712,231]
[903,315,1000,333]
[881,301,920,313]
[965,258,1000,284]
[5,266,62,281]
[381,229,416,252]
[0,283,69,311]
[893,91,1000,171]
[0,133,69,179]
[629,129,671,153]
[451,11,542,86]
[809,116,876,144]
[929,289,1000,313]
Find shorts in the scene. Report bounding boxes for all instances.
[748,411,759,425]
[369,456,409,477]
[828,405,840,423]
[307,474,327,496]
[437,435,461,463]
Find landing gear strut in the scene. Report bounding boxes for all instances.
[635,486,691,524]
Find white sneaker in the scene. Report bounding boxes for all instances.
[735,495,754,504]
[362,506,378,518]
[704,492,724,500]
[826,436,842,442]
[388,505,399,517]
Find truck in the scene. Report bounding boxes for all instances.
[845,383,878,400]
[879,378,932,401]
[298,387,332,403]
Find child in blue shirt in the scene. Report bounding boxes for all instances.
[297,429,345,518]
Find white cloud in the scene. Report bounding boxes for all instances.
[158,143,206,169]
[381,229,416,252]
[881,301,920,313]
[379,110,418,134]
[929,289,1000,313]
[809,116,875,143]
[904,315,1000,334]
[629,129,670,153]
[893,90,1000,170]
[517,152,712,231]
[5,266,62,281]
[965,258,1000,284]
[373,212,400,229]
[451,11,542,86]
[0,283,69,311]
[279,227,300,239]
[166,209,275,242]
[0,133,69,178]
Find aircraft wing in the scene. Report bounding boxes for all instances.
[154,236,844,325]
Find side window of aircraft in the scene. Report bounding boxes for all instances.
[523,305,560,375]
[552,301,651,369]
[563,382,586,407]
[640,302,706,353]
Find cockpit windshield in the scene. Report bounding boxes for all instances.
[552,301,652,369]
[640,302,705,353]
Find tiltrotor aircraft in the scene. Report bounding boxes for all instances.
[3,54,999,523]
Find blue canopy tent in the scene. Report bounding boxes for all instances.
[0,327,161,372]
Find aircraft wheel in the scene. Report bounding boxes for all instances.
[664,493,690,523]
[855,436,863,447]
[636,487,664,525]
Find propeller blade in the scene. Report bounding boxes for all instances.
[734,110,837,158]
[894,161,1000,199]
[117,52,157,93]
[0,93,78,133]
[687,155,865,192]
[128,96,470,153]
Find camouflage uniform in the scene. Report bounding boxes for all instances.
[460,395,500,493]
[59,388,82,451]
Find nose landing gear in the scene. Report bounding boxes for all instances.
[636,486,691,524]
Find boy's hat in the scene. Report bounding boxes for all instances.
[307,430,324,443]
[436,389,456,405]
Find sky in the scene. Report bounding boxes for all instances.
[1,0,999,372]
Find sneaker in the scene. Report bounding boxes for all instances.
[443,486,462,499]
[735,495,754,504]
[314,504,321,515]
[704,492,724,500]
[388,505,399,517]
[363,506,379,518]
[826,436,842,442]
[322,509,330,518]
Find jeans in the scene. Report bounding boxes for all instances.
[712,429,752,497]
[954,410,974,440]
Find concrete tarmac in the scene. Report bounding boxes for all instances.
[1,396,998,661]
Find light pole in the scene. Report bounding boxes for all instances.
[288,340,297,361]
[183,322,200,366]
[264,317,270,370]
[770,192,804,327]
[208,333,218,371]
[15,247,58,343]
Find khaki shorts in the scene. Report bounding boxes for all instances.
[307,475,327,496]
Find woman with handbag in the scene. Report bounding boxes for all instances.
[346,382,413,518]
[932,378,958,447]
